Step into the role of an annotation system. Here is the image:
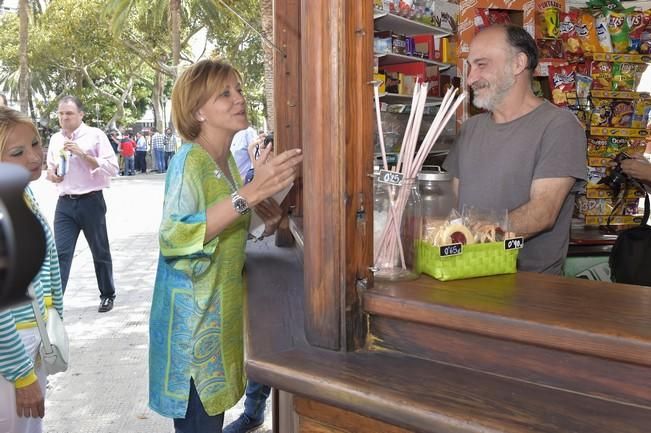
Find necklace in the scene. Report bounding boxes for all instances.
[214,165,237,193]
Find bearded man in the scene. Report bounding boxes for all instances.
[443,25,586,274]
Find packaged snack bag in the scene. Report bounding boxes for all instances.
[549,65,576,106]
[607,136,630,154]
[607,10,631,53]
[611,62,637,91]
[576,74,593,108]
[561,10,584,62]
[539,4,561,39]
[610,100,634,127]
[591,98,613,126]
[631,100,651,128]
[538,39,564,59]
[591,60,612,89]
[640,10,651,53]
[627,10,647,52]
[587,136,609,155]
[578,10,602,53]
[596,13,614,52]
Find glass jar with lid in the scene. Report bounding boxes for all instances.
[417,166,454,220]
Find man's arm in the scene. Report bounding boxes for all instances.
[509,177,575,239]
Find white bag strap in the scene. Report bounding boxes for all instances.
[28,284,54,354]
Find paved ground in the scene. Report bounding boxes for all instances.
[30,171,272,433]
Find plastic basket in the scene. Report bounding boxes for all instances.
[417,240,519,281]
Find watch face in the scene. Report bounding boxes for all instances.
[232,194,250,214]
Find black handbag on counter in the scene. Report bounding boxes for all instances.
[609,193,651,286]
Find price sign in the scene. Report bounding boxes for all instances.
[504,237,524,250]
[377,169,404,186]
[439,243,463,257]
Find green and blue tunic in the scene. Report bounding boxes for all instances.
[149,143,250,418]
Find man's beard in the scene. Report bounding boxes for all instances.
[471,68,516,111]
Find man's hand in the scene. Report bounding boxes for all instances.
[15,380,44,418]
[620,154,651,184]
[46,168,64,183]
[63,141,84,158]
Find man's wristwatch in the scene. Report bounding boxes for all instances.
[231,191,251,215]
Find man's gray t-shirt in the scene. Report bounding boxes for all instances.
[443,101,586,274]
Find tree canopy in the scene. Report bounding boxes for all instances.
[0,0,267,131]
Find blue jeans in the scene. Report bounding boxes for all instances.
[174,379,224,433]
[54,191,115,299]
[124,156,135,174]
[244,380,271,422]
[154,148,166,172]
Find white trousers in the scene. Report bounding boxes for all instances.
[0,327,47,433]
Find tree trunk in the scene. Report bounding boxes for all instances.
[170,0,181,74]
[260,0,274,131]
[152,69,164,132]
[18,0,29,114]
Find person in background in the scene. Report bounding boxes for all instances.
[108,130,120,154]
[119,133,136,176]
[163,128,178,169]
[45,95,119,312]
[150,127,166,173]
[0,106,64,433]
[230,126,257,181]
[443,24,586,274]
[148,59,302,433]
[135,132,148,174]
[0,94,7,107]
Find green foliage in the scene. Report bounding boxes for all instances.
[0,0,269,129]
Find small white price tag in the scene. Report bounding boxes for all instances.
[377,169,404,186]
[439,243,463,257]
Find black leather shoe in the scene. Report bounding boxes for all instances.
[223,414,264,433]
[98,297,114,313]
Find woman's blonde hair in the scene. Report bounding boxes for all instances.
[0,106,41,158]
[171,59,242,142]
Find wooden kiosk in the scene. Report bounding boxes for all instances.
[244,1,651,432]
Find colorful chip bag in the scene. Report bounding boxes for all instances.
[631,100,651,128]
[561,10,584,62]
[627,11,647,53]
[538,39,564,59]
[611,62,637,91]
[587,136,609,155]
[549,65,576,106]
[591,61,612,89]
[607,10,631,53]
[591,98,612,126]
[538,3,561,39]
[576,74,593,109]
[577,10,602,53]
[596,13,614,52]
[610,100,634,127]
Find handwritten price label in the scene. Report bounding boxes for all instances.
[377,170,404,186]
[504,237,524,250]
[439,243,463,257]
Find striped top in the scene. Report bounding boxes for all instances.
[0,187,64,387]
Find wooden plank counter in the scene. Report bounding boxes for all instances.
[245,235,651,433]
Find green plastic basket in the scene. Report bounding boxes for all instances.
[417,240,519,281]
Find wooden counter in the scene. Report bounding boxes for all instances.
[246,236,651,433]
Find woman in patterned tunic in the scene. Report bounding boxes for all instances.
[148,59,303,433]
[0,107,64,433]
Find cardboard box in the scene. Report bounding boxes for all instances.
[412,34,435,60]
[382,62,440,95]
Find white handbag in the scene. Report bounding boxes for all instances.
[30,287,69,375]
